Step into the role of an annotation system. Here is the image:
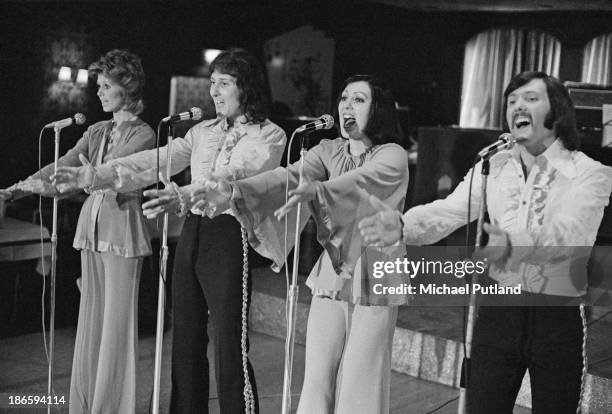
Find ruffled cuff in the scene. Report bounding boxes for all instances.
[88,165,120,191]
[401,211,423,245]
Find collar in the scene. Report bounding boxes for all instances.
[107,116,141,131]
[204,115,263,137]
[343,138,373,159]
[524,139,577,179]
[489,139,577,179]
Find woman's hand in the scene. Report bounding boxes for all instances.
[358,195,403,246]
[15,179,57,197]
[142,173,180,219]
[51,154,93,193]
[274,179,318,220]
[1,182,32,201]
[0,189,12,200]
[187,178,232,211]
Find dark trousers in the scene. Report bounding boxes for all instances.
[170,214,258,414]
[467,304,584,414]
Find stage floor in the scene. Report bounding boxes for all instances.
[0,327,532,413]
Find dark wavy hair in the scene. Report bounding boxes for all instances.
[89,49,146,115]
[503,71,579,150]
[209,48,269,123]
[335,74,400,146]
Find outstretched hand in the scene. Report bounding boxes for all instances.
[52,154,93,193]
[274,179,318,220]
[142,173,179,219]
[358,195,403,246]
[187,177,232,211]
[14,179,57,197]
[0,189,12,200]
[472,221,511,264]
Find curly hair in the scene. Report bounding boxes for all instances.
[503,71,579,150]
[209,48,269,123]
[335,74,400,146]
[89,49,146,115]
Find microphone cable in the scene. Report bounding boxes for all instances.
[282,129,299,326]
[37,126,64,414]
[38,126,49,364]
[154,119,171,289]
[145,119,170,414]
[423,396,459,414]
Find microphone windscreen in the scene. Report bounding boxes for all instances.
[321,114,334,129]
[74,113,86,125]
[190,107,203,121]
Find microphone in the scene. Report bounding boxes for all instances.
[162,107,203,123]
[478,133,516,159]
[295,114,334,133]
[44,113,86,129]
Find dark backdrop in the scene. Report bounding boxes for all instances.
[1,0,611,187]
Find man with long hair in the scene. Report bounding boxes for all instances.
[359,71,612,413]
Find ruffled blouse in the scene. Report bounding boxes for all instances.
[232,138,411,306]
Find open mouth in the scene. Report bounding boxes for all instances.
[513,114,532,130]
[343,114,356,128]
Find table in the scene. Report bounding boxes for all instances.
[0,217,51,270]
[0,217,51,331]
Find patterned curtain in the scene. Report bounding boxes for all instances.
[582,33,612,85]
[460,28,561,129]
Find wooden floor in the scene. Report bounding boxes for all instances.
[0,327,532,413]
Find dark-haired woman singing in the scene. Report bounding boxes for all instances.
[183,74,410,414]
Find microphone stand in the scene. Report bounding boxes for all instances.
[46,126,62,414]
[281,132,307,414]
[457,157,490,414]
[152,123,173,414]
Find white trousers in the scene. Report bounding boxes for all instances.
[297,296,398,414]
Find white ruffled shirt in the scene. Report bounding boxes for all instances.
[402,139,612,296]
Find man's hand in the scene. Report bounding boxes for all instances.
[51,154,93,193]
[358,195,403,246]
[142,173,180,219]
[472,221,511,264]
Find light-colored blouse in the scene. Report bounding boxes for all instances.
[92,116,287,218]
[231,138,410,306]
[402,139,612,297]
[32,118,156,258]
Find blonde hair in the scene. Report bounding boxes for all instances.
[89,49,146,115]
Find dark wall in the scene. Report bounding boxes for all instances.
[1,0,611,187]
